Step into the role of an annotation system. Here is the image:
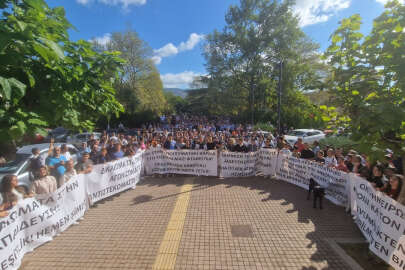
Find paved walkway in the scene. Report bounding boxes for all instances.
[21,176,362,270]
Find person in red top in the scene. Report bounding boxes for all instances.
[336,157,349,172]
[294,138,305,152]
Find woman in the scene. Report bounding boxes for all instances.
[0,175,24,210]
[381,174,403,201]
[368,164,385,189]
[29,166,58,195]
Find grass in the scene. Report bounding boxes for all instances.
[338,243,394,270]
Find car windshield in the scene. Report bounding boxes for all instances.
[287,130,307,136]
[0,154,31,174]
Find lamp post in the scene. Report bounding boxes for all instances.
[277,60,283,135]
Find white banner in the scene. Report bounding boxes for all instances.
[143,148,217,176]
[0,176,87,270]
[275,155,349,206]
[220,151,258,178]
[350,174,405,270]
[87,154,143,204]
[276,154,310,189]
[307,162,349,206]
[257,149,278,176]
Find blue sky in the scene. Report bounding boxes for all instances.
[47,0,393,89]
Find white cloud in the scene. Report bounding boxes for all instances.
[76,0,146,9]
[90,33,111,46]
[293,0,351,27]
[178,33,205,51]
[154,43,179,58]
[153,33,205,65]
[160,71,202,89]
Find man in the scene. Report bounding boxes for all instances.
[75,152,93,174]
[300,143,315,160]
[29,166,58,195]
[164,134,176,150]
[29,147,44,181]
[234,138,248,153]
[110,143,125,160]
[46,146,67,188]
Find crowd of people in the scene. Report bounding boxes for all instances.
[0,114,404,217]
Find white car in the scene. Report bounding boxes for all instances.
[284,129,325,146]
[0,143,78,193]
[66,132,101,147]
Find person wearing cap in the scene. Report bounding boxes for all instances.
[75,152,93,174]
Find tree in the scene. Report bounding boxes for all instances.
[0,0,124,142]
[102,29,167,125]
[324,0,405,164]
[200,0,326,127]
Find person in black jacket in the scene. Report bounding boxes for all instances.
[234,138,248,153]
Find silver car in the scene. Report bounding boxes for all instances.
[0,143,78,193]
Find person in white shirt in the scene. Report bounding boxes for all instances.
[61,144,72,161]
[279,143,292,155]
[63,159,77,183]
[324,149,338,167]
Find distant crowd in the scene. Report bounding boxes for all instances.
[0,114,404,217]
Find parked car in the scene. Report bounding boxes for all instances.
[45,127,71,142]
[284,129,325,146]
[66,132,101,147]
[0,143,78,194]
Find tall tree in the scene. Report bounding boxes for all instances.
[324,0,405,164]
[201,0,326,127]
[103,29,166,124]
[0,0,124,142]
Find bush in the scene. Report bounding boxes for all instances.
[253,122,275,132]
[319,135,361,153]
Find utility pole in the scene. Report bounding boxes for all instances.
[251,84,254,128]
[277,61,283,135]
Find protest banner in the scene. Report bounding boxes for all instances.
[143,148,217,176]
[307,162,349,206]
[220,151,258,178]
[0,176,88,270]
[350,174,405,270]
[86,153,143,204]
[275,154,310,189]
[257,149,278,176]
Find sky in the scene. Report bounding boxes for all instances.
[47,0,395,89]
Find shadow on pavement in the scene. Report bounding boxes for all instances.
[136,175,362,270]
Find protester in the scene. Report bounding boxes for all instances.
[336,157,349,172]
[314,150,325,164]
[63,159,77,183]
[368,164,385,189]
[46,145,67,188]
[381,174,403,200]
[29,147,44,181]
[324,149,337,168]
[29,166,58,195]
[61,144,72,161]
[300,143,315,160]
[110,143,124,160]
[0,175,24,208]
[75,152,93,174]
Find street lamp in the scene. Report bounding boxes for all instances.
[277,60,283,135]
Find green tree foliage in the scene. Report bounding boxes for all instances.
[164,91,188,115]
[324,0,405,160]
[102,29,167,125]
[0,0,124,142]
[198,0,326,128]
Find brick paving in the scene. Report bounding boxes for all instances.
[20,176,362,270]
